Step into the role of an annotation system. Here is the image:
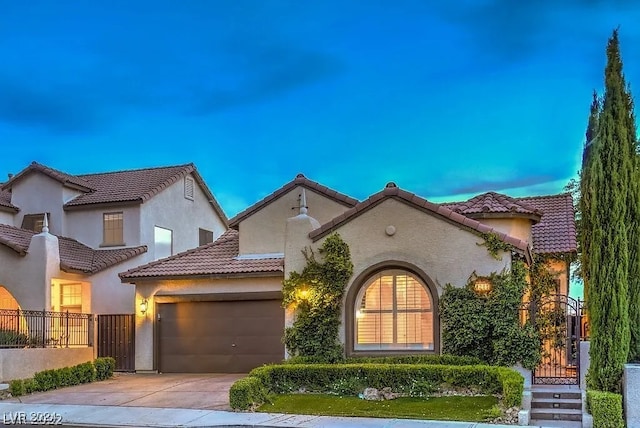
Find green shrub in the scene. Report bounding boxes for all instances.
[587,390,624,428]
[406,379,437,397]
[9,379,24,397]
[23,378,38,394]
[94,357,115,380]
[75,361,96,383]
[329,376,366,395]
[33,370,57,392]
[346,355,484,366]
[231,363,524,410]
[10,358,111,396]
[0,329,29,347]
[229,376,268,410]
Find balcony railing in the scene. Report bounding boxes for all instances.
[0,309,93,348]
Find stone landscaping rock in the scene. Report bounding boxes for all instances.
[362,387,381,400]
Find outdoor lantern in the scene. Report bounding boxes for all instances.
[473,278,493,294]
[139,298,148,315]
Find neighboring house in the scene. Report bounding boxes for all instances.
[120,174,576,374]
[0,162,227,315]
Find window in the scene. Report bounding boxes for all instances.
[154,226,173,260]
[184,177,195,200]
[60,283,82,313]
[103,212,124,246]
[355,270,434,351]
[21,213,50,233]
[199,228,214,245]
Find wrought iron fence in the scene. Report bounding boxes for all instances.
[0,309,93,348]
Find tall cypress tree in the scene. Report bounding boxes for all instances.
[580,91,600,298]
[585,30,632,392]
[626,87,640,362]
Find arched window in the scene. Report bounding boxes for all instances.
[354,269,434,351]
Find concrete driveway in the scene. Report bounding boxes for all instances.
[6,373,244,410]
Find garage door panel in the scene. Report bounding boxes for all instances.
[158,300,284,373]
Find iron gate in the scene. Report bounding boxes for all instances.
[523,294,581,385]
[97,314,135,372]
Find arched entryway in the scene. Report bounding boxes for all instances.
[0,286,21,310]
[345,262,439,356]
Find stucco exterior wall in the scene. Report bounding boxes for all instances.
[239,187,352,255]
[10,174,66,235]
[546,259,569,295]
[0,211,14,226]
[315,198,511,292]
[140,173,226,260]
[65,206,141,249]
[0,347,93,382]
[133,276,284,371]
[476,218,533,246]
[0,232,60,311]
[288,198,512,350]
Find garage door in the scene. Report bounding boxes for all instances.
[158,299,284,373]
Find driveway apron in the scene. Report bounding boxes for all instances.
[5,373,244,410]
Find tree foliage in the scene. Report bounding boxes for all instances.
[581,30,637,391]
[282,233,353,362]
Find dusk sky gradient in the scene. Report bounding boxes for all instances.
[1,1,639,226]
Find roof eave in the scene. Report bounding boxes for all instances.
[0,205,19,214]
[120,270,284,283]
[63,199,143,211]
[464,212,542,224]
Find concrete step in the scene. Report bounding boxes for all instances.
[532,389,582,400]
[531,397,582,410]
[530,408,582,422]
[531,419,582,427]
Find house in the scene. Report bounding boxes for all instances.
[120,174,576,374]
[0,162,228,315]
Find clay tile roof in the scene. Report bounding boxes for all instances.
[0,224,147,274]
[2,162,95,192]
[0,190,19,213]
[63,163,228,225]
[516,194,577,254]
[442,192,543,223]
[228,174,358,228]
[119,229,284,280]
[308,185,530,259]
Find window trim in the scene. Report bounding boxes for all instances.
[199,228,214,246]
[21,213,50,233]
[345,261,440,357]
[101,211,125,247]
[354,269,434,351]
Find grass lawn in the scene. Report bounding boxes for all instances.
[257,394,499,421]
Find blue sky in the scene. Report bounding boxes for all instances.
[1,1,639,220]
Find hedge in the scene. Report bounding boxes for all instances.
[586,390,624,428]
[230,363,523,410]
[9,357,115,397]
[283,354,483,366]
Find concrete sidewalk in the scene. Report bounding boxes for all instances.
[0,402,560,427]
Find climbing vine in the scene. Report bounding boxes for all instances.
[478,232,513,260]
[282,233,353,362]
[440,261,542,369]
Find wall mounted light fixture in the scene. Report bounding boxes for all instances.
[140,298,149,315]
[473,278,493,295]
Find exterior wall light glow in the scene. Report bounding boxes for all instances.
[473,278,493,294]
[140,298,148,315]
[298,288,310,300]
